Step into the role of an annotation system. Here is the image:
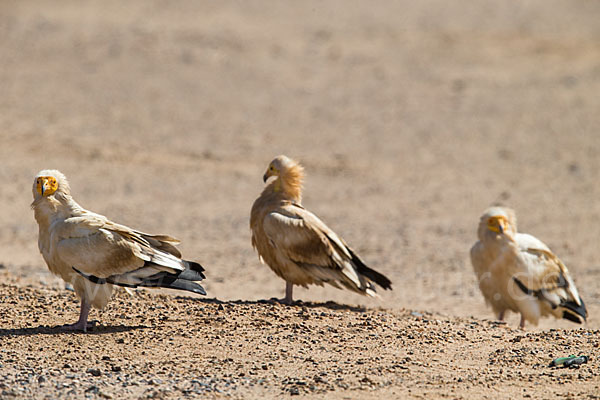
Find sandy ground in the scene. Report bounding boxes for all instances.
[1,0,600,398]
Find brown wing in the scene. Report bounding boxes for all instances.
[52,214,187,279]
[262,203,384,293]
[263,205,341,267]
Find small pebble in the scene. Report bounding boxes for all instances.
[86,368,102,377]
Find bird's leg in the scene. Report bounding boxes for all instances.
[498,311,505,321]
[518,315,526,330]
[269,282,294,305]
[281,282,294,305]
[62,298,94,332]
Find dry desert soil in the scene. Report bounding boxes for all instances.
[1,1,600,398]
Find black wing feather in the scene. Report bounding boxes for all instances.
[561,298,587,323]
[513,277,587,323]
[72,258,207,296]
[345,247,392,290]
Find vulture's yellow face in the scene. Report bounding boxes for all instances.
[487,215,509,234]
[36,176,58,197]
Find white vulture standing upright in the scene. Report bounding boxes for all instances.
[31,169,206,332]
[250,155,392,304]
[470,206,587,328]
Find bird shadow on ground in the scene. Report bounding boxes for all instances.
[0,324,147,337]
[178,296,368,313]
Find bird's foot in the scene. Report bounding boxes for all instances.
[61,320,97,333]
[268,297,293,306]
[267,283,295,305]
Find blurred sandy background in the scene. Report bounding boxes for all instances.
[1,0,600,329]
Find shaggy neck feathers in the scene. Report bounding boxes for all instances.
[266,163,304,203]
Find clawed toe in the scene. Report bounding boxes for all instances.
[277,297,293,305]
[61,320,97,333]
[268,297,293,305]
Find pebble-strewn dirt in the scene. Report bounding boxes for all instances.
[0,279,599,399]
[1,0,600,398]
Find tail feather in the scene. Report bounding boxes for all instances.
[137,273,206,295]
[563,310,584,324]
[178,260,205,280]
[177,269,206,282]
[347,248,392,290]
[72,258,207,296]
[561,298,587,323]
[158,277,206,294]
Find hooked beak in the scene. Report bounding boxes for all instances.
[497,217,509,234]
[487,216,508,235]
[39,178,49,196]
[263,173,268,183]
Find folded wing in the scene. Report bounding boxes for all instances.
[262,203,391,294]
[513,233,586,323]
[54,213,205,295]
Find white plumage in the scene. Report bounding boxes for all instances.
[31,169,206,331]
[470,206,586,328]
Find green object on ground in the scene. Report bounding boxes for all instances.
[549,355,589,368]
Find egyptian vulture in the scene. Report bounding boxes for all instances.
[250,155,392,304]
[31,170,206,332]
[470,206,587,328]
